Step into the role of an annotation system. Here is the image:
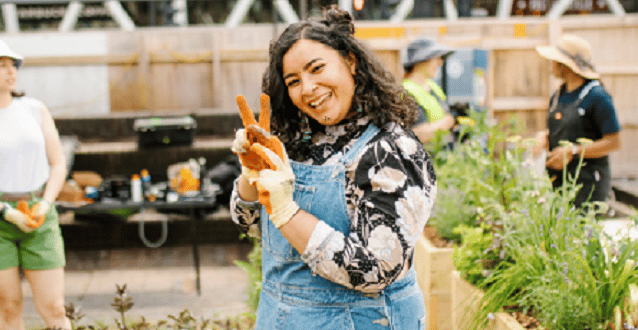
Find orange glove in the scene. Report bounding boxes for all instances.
[232,94,285,177]
[1,200,47,233]
[248,144,299,228]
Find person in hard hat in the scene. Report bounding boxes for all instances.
[534,34,621,208]
[230,6,433,329]
[402,37,460,146]
[0,39,71,330]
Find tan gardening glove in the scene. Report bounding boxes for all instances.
[2,202,38,233]
[249,144,299,228]
[30,200,51,222]
[232,94,286,182]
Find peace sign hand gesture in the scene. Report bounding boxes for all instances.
[232,94,286,180]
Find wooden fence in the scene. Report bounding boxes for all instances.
[6,14,638,177]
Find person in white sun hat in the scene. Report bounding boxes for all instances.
[0,39,71,330]
[533,34,621,209]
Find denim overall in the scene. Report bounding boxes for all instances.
[546,80,611,207]
[256,124,426,330]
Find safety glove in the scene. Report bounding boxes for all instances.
[232,94,286,181]
[30,200,50,225]
[249,143,300,229]
[1,201,43,233]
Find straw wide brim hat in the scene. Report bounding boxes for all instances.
[535,34,599,80]
[0,40,23,68]
[402,37,454,69]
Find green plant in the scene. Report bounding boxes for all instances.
[233,236,262,314]
[457,143,638,329]
[58,283,257,330]
[427,110,532,243]
[452,223,507,286]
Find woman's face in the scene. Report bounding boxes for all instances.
[0,57,17,93]
[551,61,566,80]
[415,56,443,79]
[282,39,356,126]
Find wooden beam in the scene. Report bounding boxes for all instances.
[22,49,270,66]
[597,65,638,76]
[104,0,136,30]
[59,1,82,32]
[491,97,547,111]
[225,0,254,27]
[1,4,20,33]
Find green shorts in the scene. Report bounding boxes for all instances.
[0,199,66,270]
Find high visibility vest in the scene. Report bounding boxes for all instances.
[402,78,448,123]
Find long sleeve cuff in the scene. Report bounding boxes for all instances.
[301,221,340,265]
[231,178,261,210]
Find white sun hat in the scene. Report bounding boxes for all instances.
[0,39,23,69]
[536,34,599,80]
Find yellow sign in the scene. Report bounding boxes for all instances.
[354,27,405,39]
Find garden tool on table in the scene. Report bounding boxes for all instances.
[232,94,286,183]
[1,200,49,233]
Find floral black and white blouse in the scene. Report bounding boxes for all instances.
[230,116,437,293]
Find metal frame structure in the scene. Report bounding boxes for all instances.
[0,0,628,33]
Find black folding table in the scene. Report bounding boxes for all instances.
[57,197,218,296]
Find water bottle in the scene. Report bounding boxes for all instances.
[131,174,143,203]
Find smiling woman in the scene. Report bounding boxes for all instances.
[228,5,436,330]
[282,39,356,126]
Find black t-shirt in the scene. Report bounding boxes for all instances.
[550,82,621,146]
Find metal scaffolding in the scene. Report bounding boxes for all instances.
[0,0,628,33]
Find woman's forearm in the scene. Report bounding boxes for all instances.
[43,162,66,203]
[237,176,259,202]
[577,132,620,159]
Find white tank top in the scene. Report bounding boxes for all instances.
[0,97,50,193]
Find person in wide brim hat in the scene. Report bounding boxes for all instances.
[402,37,454,71]
[401,38,458,145]
[533,34,621,209]
[535,34,599,80]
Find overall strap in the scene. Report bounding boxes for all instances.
[550,80,600,113]
[339,124,380,166]
[549,90,560,113]
[578,80,600,101]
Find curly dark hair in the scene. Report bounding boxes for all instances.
[262,5,418,160]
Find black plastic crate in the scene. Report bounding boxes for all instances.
[133,116,197,149]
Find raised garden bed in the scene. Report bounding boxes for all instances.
[414,233,455,330]
[451,271,525,330]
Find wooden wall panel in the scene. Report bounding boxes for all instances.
[611,127,638,178]
[16,14,638,176]
[492,49,548,98]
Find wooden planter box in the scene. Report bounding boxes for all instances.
[414,234,455,330]
[451,271,525,330]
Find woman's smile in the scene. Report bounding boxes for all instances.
[283,39,356,126]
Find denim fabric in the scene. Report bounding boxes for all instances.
[256,124,426,330]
